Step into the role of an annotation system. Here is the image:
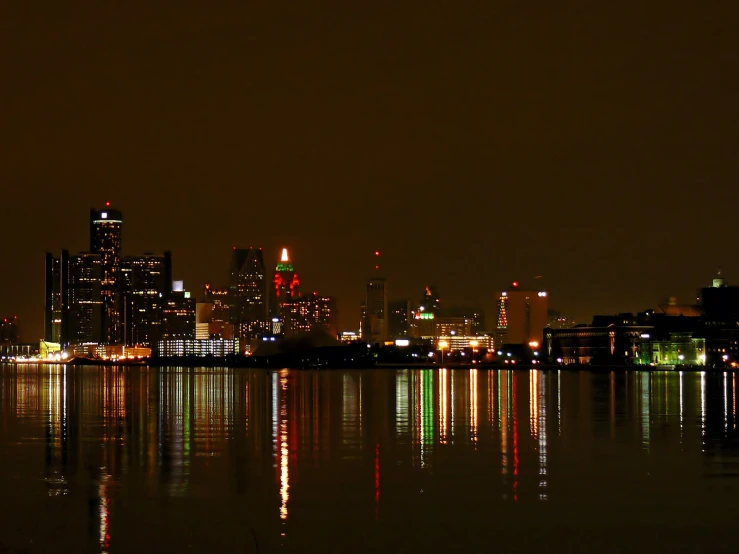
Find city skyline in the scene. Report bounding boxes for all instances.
[5,200,739,341]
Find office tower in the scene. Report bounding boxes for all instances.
[282,293,337,337]
[0,317,19,344]
[418,285,441,316]
[120,252,172,347]
[62,250,104,346]
[271,248,300,313]
[44,253,62,343]
[229,248,268,339]
[90,206,123,344]
[363,278,388,343]
[495,281,548,346]
[161,290,196,340]
[388,300,412,338]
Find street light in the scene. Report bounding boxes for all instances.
[469,340,479,363]
[439,340,449,366]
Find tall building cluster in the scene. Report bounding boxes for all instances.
[45,205,188,353]
[44,207,338,356]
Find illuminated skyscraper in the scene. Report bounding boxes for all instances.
[495,281,548,346]
[282,293,338,337]
[271,248,300,314]
[229,248,268,338]
[90,205,123,344]
[121,252,172,347]
[44,253,62,343]
[61,250,104,346]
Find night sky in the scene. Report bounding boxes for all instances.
[2,1,739,341]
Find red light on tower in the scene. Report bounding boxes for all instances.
[375,251,380,257]
[105,201,111,207]
[512,281,519,288]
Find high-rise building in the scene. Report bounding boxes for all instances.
[121,252,172,347]
[161,290,196,341]
[282,293,337,337]
[419,285,441,316]
[363,278,388,343]
[61,250,104,346]
[495,281,549,346]
[44,253,62,343]
[388,300,412,338]
[90,205,123,344]
[229,248,268,339]
[271,248,300,314]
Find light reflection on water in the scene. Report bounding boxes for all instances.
[1,365,739,552]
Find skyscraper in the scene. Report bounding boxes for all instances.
[495,281,548,346]
[362,251,388,343]
[229,247,268,339]
[90,205,123,344]
[61,250,104,346]
[121,252,172,347]
[271,248,300,314]
[44,253,62,343]
[364,278,388,343]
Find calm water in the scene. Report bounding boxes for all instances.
[1,366,738,553]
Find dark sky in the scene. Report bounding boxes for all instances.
[2,1,739,341]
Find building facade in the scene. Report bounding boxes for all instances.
[121,252,172,347]
[62,250,104,346]
[90,206,123,344]
[230,248,268,339]
[363,277,388,343]
[496,282,548,346]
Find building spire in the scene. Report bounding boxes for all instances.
[281,248,289,262]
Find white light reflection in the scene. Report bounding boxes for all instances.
[724,372,728,433]
[701,371,706,447]
[439,368,449,445]
[470,369,478,445]
[279,371,289,525]
[557,370,561,435]
[679,371,684,441]
[99,471,111,553]
[529,371,539,438]
[538,371,548,501]
[395,371,409,439]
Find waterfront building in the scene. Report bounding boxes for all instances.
[230,248,268,339]
[544,323,652,365]
[496,282,548,346]
[157,338,240,357]
[90,205,123,344]
[434,334,493,351]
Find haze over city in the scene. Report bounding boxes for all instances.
[3,2,739,340]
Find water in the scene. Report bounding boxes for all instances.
[1,365,738,553]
